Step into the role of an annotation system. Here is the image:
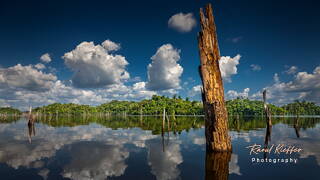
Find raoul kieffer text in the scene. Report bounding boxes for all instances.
[246,144,302,155]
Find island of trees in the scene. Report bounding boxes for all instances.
[1,95,319,116]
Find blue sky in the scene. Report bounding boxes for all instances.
[0,0,320,109]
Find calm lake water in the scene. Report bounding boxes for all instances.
[0,116,319,180]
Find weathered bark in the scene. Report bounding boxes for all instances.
[205,151,231,180]
[198,3,232,152]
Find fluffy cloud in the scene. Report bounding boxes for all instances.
[188,85,202,97]
[131,82,156,98]
[226,88,250,99]
[1,40,183,109]
[0,80,102,110]
[34,63,45,70]
[250,64,261,71]
[188,54,241,98]
[97,82,156,101]
[219,54,241,82]
[168,13,196,32]
[250,66,320,104]
[40,53,51,63]
[146,44,183,91]
[0,78,158,110]
[101,39,120,52]
[0,39,187,109]
[285,66,298,75]
[0,64,56,92]
[63,40,129,88]
[276,67,320,102]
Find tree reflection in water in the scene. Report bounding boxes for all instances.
[294,117,300,138]
[27,118,36,144]
[205,151,231,180]
[263,124,272,159]
[0,116,319,179]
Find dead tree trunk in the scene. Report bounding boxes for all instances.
[198,3,232,152]
[263,90,272,126]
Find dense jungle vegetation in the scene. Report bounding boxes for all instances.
[0,107,21,114]
[1,95,320,116]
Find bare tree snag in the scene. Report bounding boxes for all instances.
[198,3,232,152]
[262,90,272,127]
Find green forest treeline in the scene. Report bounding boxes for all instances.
[0,107,21,114]
[1,95,320,116]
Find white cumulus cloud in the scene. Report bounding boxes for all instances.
[219,54,241,82]
[146,44,183,91]
[102,39,120,52]
[251,66,320,105]
[0,64,56,92]
[62,40,129,88]
[168,13,196,32]
[34,63,46,70]
[0,79,157,110]
[188,85,202,97]
[0,40,163,109]
[285,66,298,75]
[40,53,52,63]
[226,88,250,99]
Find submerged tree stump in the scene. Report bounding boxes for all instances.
[198,4,232,152]
[262,90,272,127]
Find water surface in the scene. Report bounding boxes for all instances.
[0,116,319,179]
